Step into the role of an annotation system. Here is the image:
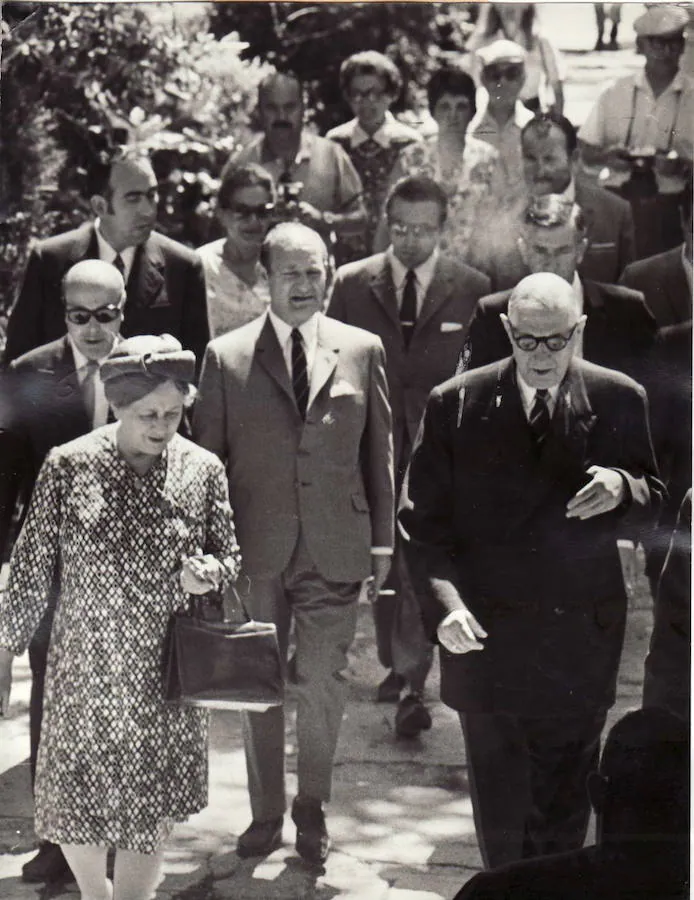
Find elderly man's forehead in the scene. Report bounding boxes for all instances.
[508,275,578,322]
[64,260,124,296]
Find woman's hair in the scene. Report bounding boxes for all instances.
[339,51,403,98]
[216,162,276,211]
[426,66,477,118]
[104,375,195,410]
[484,4,536,49]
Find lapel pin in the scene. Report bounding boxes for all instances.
[322,412,335,426]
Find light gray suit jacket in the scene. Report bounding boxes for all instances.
[193,313,394,582]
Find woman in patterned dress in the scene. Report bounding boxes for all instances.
[0,335,241,900]
[197,163,274,338]
[327,50,422,263]
[376,65,502,274]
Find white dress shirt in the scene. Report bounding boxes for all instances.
[516,371,560,421]
[388,247,440,317]
[267,309,320,386]
[69,338,110,429]
[94,220,136,281]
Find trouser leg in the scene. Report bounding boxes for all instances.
[460,712,530,869]
[389,536,433,695]
[521,712,606,858]
[113,847,164,900]
[241,575,291,822]
[61,844,110,900]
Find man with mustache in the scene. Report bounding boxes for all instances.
[3,147,208,369]
[232,72,367,253]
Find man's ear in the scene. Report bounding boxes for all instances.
[586,771,607,814]
[90,194,108,218]
[500,312,513,341]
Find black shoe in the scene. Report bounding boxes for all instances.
[607,38,619,51]
[291,796,330,865]
[594,37,605,51]
[236,817,283,858]
[395,693,432,738]
[376,670,406,703]
[22,842,73,884]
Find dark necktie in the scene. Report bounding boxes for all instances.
[529,388,551,447]
[291,328,309,420]
[400,270,417,348]
[113,254,126,280]
[81,360,99,427]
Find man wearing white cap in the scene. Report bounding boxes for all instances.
[578,5,693,258]
[469,39,534,203]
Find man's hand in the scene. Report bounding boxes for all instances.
[0,648,13,717]
[437,608,487,654]
[366,554,392,603]
[297,201,326,229]
[566,466,625,520]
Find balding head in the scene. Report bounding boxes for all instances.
[63,260,126,362]
[502,273,586,389]
[63,259,126,306]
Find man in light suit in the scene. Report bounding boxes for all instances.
[4,146,208,368]
[0,260,125,884]
[193,222,394,865]
[327,175,490,734]
[401,272,663,870]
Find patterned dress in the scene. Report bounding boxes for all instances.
[388,134,502,273]
[196,239,270,339]
[0,427,241,853]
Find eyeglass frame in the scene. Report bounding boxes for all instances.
[483,63,525,82]
[64,304,124,326]
[509,322,579,352]
[387,221,442,239]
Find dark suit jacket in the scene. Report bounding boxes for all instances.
[488,181,636,291]
[3,223,209,369]
[327,252,490,471]
[619,244,692,328]
[463,279,657,384]
[400,358,662,716]
[193,313,394,582]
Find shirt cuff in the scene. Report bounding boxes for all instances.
[370,547,394,555]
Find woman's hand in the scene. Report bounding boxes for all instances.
[180,554,223,595]
[0,648,14,717]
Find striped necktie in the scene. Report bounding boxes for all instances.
[291,328,309,420]
[529,388,551,447]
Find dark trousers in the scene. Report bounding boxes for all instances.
[460,710,606,869]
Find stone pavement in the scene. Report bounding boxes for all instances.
[0,544,654,900]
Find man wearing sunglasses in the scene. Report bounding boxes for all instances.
[461,195,656,385]
[4,147,208,370]
[469,40,534,203]
[0,259,126,885]
[400,271,663,870]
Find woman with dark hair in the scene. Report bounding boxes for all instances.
[197,162,274,337]
[0,334,241,900]
[377,65,501,271]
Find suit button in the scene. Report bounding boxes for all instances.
[300,481,312,487]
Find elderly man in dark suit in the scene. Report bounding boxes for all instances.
[401,272,663,870]
[327,174,490,734]
[619,178,693,327]
[462,196,656,383]
[3,146,208,368]
[482,112,636,291]
[0,260,126,884]
[194,222,393,865]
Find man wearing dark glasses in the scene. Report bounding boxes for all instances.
[461,195,656,384]
[400,271,663,870]
[3,146,208,369]
[0,259,127,885]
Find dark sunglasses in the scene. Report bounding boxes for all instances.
[510,323,578,352]
[65,305,123,325]
[484,64,524,82]
[227,202,275,220]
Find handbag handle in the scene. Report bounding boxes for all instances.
[186,575,253,625]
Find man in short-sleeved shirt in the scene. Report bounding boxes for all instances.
[232,72,366,250]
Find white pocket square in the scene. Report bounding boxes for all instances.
[330,379,360,397]
[440,322,463,333]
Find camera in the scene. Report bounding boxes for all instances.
[276,180,304,220]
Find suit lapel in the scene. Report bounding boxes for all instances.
[49,338,92,433]
[369,259,401,331]
[129,236,165,308]
[412,257,454,337]
[308,318,339,409]
[255,316,296,408]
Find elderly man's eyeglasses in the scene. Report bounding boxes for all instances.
[65,305,123,325]
[510,323,578,352]
[227,202,275,220]
[388,222,440,239]
[484,64,524,82]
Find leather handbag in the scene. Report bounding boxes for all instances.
[162,580,284,711]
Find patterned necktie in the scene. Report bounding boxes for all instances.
[529,388,551,447]
[291,328,309,420]
[81,360,99,427]
[400,270,417,349]
[112,253,126,280]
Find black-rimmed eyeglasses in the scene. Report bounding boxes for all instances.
[65,305,123,325]
[510,323,578,352]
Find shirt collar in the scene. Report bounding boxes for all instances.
[349,112,401,148]
[516,369,560,413]
[470,98,534,134]
[559,178,577,203]
[388,246,440,295]
[682,243,693,292]
[94,220,136,271]
[635,67,686,96]
[572,271,584,315]
[267,308,320,348]
[68,335,114,373]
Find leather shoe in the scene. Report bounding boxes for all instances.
[291,796,330,865]
[236,817,283,858]
[376,670,406,703]
[22,842,73,884]
[395,693,432,738]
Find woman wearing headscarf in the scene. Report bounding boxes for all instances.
[0,334,241,900]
